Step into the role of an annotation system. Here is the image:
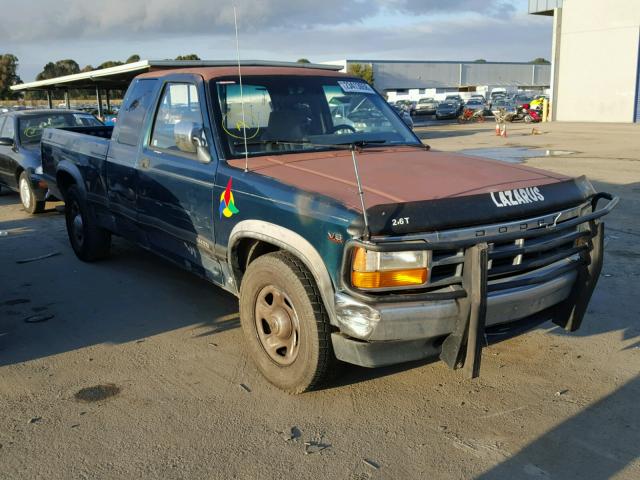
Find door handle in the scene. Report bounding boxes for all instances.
[140,157,150,169]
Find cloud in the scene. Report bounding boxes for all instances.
[2,0,552,81]
[2,0,524,42]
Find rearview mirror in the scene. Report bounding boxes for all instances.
[0,137,13,147]
[174,121,211,163]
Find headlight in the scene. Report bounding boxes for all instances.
[34,166,43,175]
[351,247,429,289]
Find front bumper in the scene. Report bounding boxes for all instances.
[330,194,617,373]
[28,171,48,201]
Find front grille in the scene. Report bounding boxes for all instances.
[428,215,588,287]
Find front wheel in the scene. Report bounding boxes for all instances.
[524,114,533,124]
[19,172,45,214]
[64,185,111,262]
[239,251,335,394]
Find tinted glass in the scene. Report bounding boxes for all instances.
[18,113,100,144]
[0,116,12,138]
[116,79,157,147]
[211,75,419,159]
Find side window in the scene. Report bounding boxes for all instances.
[150,83,205,156]
[0,117,15,139]
[116,79,157,147]
[0,117,6,136]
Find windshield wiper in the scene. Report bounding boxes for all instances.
[232,138,430,152]
[232,139,345,151]
[334,140,430,151]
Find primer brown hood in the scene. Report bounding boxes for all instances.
[230,147,569,212]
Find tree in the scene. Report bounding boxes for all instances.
[97,60,124,69]
[474,59,487,63]
[296,58,311,63]
[175,54,201,61]
[81,65,94,72]
[36,59,80,80]
[0,54,22,100]
[126,54,141,63]
[530,57,551,65]
[347,63,374,85]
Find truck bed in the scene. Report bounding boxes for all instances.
[41,126,114,199]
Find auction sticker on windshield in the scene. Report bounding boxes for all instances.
[338,80,375,94]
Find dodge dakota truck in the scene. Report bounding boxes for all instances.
[41,63,617,393]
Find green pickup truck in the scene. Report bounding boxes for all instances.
[41,62,617,393]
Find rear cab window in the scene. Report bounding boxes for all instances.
[1,116,15,140]
[115,79,158,147]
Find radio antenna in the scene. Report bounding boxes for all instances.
[350,145,370,241]
[233,5,249,172]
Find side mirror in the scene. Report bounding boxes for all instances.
[174,121,211,163]
[0,137,13,147]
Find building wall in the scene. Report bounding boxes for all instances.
[555,0,640,122]
[368,61,550,91]
[323,60,550,92]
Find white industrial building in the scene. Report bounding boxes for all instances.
[323,59,550,102]
[530,0,640,123]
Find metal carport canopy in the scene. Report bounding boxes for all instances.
[9,59,343,92]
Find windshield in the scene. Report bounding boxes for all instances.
[211,75,420,158]
[19,113,102,144]
[419,98,434,104]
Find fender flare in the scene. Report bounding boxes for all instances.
[228,220,337,324]
[55,160,87,198]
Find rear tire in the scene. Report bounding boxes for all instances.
[19,172,45,214]
[239,251,335,394]
[64,185,111,262]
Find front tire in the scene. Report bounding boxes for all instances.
[239,251,335,394]
[19,172,45,214]
[64,185,111,261]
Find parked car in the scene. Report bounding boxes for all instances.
[391,104,414,129]
[415,97,439,115]
[463,98,487,114]
[511,93,534,109]
[41,65,616,393]
[491,98,517,116]
[435,101,461,119]
[445,94,464,107]
[395,100,417,116]
[0,109,102,213]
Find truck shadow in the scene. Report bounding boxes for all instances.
[475,374,640,479]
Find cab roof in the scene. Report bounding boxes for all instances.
[136,65,352,82]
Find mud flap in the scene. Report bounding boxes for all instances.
[553,221,605,332]
[440,243,488,379]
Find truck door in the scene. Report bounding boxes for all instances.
[106,78,158,242]
[137,77,222,283]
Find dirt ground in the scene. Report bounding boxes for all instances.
[1,121,638,480]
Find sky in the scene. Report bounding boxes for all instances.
[1,0,553,82]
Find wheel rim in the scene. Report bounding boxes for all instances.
[254,285,300,366]
[69,200,84,247]
[19,177,31,210]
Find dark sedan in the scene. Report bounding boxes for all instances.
[435,101,461,120]
[0,109,102,213]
